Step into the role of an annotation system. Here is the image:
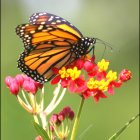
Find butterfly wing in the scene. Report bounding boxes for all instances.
[29,12,83,38]
[17,24,78,83]
[16,24,80,49]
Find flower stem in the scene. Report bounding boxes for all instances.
[33,114,39,124]
[70,97,85,140]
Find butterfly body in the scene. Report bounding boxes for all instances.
[16,12,96,83]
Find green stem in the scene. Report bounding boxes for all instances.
[70,97,85,140]
[33,114,39,124]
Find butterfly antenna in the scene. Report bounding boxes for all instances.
[101,43,107,59]
[96,38,120,52]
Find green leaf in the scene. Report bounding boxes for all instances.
[109,113,139,140]
[32,121,50,140]
[77,123,94,140]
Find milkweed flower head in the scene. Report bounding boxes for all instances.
[5,74,43,95]
[49,106,74,139]
[51,56,131,103]
[5,74,44,114]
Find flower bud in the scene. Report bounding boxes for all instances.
[49,113,58,124]
[35,136,43,140]
[68,110,75,120]
[119,69,131,82]
[63,106,71,116]
[29,82,37,94]
[84,60,95,72]
[15,74,24,87]
[9,81,19,95]
[22,80,30,92]
[50,125,54,132]
[58,111,65,122]
[5,76,14,87]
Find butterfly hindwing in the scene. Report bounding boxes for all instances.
[18,41,77,83]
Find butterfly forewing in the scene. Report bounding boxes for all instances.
[16,24,80,48]
[29,12,83,38]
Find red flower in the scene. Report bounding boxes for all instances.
[49,57,131,103]
[69,76,86,93]
[51,66,84,92]
[119,69,131,82]
[74,59,84,70]
[63,106,71,116]
[93,90,107,103]
[82,88,107,103]
[83,89,93,99]
[68,110,75,120]
[84,60,96,72]
[107,82,122,95]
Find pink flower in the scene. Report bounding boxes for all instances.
[29,82,37,94]
[15,74,24,87]
[58,111,65,121]
[9,81,19,95]
[49,113,58,124]
[22,75,41,94]
[5,76,14,87]
[22,80,30,92]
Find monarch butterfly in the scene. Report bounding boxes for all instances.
[16,12,96,83]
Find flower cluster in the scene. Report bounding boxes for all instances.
[5,74,43,95]
[49,106,74,140]
[5,74,45,114]
[51,57,131,103]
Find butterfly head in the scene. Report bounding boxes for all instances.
[73,37,96,58]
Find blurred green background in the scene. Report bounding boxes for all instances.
[1,0,139,140]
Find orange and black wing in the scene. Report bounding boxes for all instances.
[29,12,83,38]
[17,24,78,83]
[16,24,80,49]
